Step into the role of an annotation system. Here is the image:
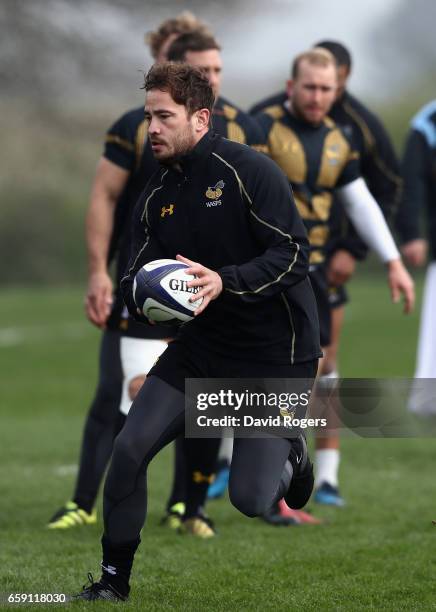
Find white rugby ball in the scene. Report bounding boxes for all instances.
[133,258,203,323]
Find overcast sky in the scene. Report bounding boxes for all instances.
[4,0,417,111]
[140,0,404,105]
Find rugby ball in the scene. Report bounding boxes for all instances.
[133,259,203,323]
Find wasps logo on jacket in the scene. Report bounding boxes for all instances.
[206,180,225,199]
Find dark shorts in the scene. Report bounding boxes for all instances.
[328,284,349,309]
[149,338,318,393]
[309,267,331,348]
[106,290,179,340]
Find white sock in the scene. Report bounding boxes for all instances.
[315,449,340,488]
[218,435,233,464]
[322,369,339,379]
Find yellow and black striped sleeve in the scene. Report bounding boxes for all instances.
[219,99,269,153]
[103,107,146,171]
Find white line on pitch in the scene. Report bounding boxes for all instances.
[0,322,91,347]
[54,464,78,476]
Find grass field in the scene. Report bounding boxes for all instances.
[1,272,436,611]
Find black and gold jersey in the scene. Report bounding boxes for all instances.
[103,107,167,339]
[252,91,401,260]
[251,90,401,214]
[104,106,157,278]
[256,105,360,266]
[212,96,267,152]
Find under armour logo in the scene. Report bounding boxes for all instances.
[101,563,117,575]
[161,205,174,217]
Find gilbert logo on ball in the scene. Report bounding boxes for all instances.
[133,259,203,323]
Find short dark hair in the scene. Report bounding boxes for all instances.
[143,62,214,117]
[167,31,221,62]
[314,40,352,70]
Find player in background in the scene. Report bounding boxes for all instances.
[154,31,267,535]
[255,47,413,519]
[396,100,436,414]
[251,41,402,507]
[167,33,267,152]
[47,12,212,530]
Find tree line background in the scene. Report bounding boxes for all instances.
[1,0,435,284]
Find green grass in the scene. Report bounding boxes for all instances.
[1,273,435,611]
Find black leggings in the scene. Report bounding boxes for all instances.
[72,330,219,517]
[166,436,221,517]
[73,330,124,512]
[103,376,293,543]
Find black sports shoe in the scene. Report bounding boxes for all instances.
[284,433,314,510]
[72,573,128,601]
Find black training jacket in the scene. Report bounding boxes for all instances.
[103,97,267,339]
[121,131,321,365]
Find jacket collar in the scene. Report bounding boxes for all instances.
[177,130,219,175]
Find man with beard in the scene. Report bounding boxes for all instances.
[255,47,413,518]
[155,30,267,535]
[73,62,321,601]
[253,42,402,509]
